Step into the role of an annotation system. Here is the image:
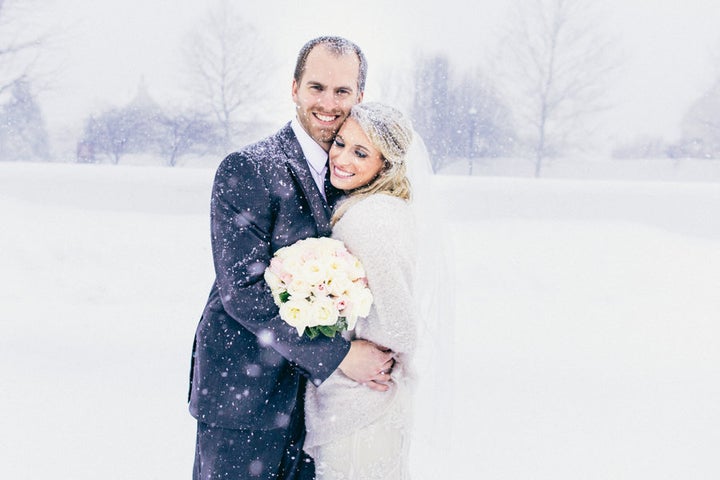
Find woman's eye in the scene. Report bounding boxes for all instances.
[355,150,367,159]
[334,138,345,147]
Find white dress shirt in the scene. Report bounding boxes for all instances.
[291,117,328,200]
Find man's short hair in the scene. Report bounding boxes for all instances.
[293,36,367,93]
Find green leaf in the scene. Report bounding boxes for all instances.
[279,291,290,303]
[318,325,336,338]
[303,317,350,339]
[305,327,319,339]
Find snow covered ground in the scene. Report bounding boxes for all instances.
[1,161,719,479]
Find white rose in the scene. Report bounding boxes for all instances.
[264,269,283,294]
[326,275,353,297]
[312,282,330,298]
[271,289,286,307]
[317,237,343,255]
[286,277,312,300]
[299,257,328,286]
[279,297,312,335]
[347,258,366,280]
[310,296,339,326]
[280,250,303,274]
[351,285,374,318]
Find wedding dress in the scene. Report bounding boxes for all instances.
[405,134,454,479]
[309,381,413,480]
[304,192,417,479]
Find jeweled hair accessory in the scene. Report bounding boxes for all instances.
[349,102,414,166]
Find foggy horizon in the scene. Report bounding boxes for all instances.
[4,0,720,161]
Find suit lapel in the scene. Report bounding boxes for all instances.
[277,124,334,236]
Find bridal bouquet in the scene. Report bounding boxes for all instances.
[264,237,374,339]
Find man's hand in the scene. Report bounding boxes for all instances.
[338,339,395,392]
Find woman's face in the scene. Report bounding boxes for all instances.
[329,118,385,191]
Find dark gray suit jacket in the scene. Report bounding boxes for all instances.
[189,123,349,430]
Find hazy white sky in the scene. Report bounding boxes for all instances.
[21,0,720,145]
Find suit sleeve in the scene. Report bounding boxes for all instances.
[210,153,350,384]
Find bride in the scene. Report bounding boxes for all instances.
[303,102,418,479]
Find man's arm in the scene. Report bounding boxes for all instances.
[209,152,391,387]
[209,153,348,383]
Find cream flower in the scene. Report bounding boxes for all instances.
[310,295,340,327]
[264,236,373,338]
[279,297,312,336]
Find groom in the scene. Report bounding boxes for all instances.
[189,36,395,479]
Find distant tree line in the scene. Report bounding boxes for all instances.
[0,76,49,160]
[407,0,720,173]
[613,79,720,160]
[0,0,51,161]
[4,0,720,171]
[77,82,221,166]
[411,55,516,173]
[411,0,620,176]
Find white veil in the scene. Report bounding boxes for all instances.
[406,134,456,478]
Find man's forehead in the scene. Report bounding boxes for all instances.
[301,50,359,85]
[306,46,360,67]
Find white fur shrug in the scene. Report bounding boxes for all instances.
[304,193,417,450]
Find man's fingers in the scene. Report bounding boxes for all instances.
[378,357,395,375]
[364,380,390,392]
[376,352,394,366]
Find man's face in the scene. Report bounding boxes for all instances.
[292,46,363,151]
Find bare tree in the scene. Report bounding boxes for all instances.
[157,109,221,167]
[0,0,47,97]
[677,79,720,159]
[497,0,618,176]
[411,54,516,173]
[0,76,49,160]
[182,1,278,149]
[411,54,453,172]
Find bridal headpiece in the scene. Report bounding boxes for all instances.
[349,102,414,166]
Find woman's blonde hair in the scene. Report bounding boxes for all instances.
[331,102,414,225]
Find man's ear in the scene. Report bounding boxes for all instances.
[291,79,299,102]
[357,91,364,103]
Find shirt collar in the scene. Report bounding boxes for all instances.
[291,117,328,172]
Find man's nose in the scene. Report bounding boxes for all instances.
[316,90,337,110]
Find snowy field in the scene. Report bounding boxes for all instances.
[1,161,720,479]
